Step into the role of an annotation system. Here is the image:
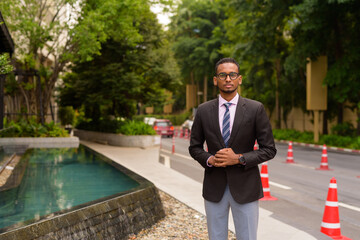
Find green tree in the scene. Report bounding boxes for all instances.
[223,0,302,129]
[170,0,227,103]
[59,0,181,121]
[0,0,148,121]
[287,0,360,134]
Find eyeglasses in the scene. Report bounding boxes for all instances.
[216,72,240,81]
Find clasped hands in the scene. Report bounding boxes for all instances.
[208,148,241,167]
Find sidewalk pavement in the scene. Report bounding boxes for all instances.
[81,140,325,240]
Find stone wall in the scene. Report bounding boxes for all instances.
[0,186,165,240]
[269,106,358,134]
[74,129,160,148]
[0,137,79,154]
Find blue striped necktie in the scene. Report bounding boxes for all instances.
[222,103,232,147]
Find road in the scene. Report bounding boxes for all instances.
[159,136,360,239]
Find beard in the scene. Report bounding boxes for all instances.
[218,86,237,94]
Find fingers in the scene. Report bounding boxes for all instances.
[213,156,227,167]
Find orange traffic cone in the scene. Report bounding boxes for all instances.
[285,141,295,163]
[320,178,351,240]
[254,140,259,150]
[172,134,175,154]
[260,162,277,201]
[317,145,332,170]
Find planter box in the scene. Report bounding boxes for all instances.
[74,129,160,148]
[0,137,80,154]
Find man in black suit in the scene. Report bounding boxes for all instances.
[189,58,276,240]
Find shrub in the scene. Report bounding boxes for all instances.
[58,106,75,126]
[76,118,124,133]
[0,118,68,137]
[117,120,156,135]
[319,134,354,149]
[76,118,156,135]
[331,122,355,137]
[272,129,313,143]
[273,128,359,150]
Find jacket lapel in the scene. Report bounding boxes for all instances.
[228,96,246,147]
[211,98,225,147]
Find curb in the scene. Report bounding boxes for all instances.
[276,139,360,155]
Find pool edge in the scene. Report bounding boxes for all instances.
[0,145,165,239]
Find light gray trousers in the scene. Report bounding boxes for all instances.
[204,185,259,240]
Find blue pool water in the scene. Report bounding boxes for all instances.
[0,145,139,230]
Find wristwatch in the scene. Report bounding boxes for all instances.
[238,155,246,166]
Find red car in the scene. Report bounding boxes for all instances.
[153,119,174,138]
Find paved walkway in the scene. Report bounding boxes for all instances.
[81,140,328,240]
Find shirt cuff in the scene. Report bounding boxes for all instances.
[206,156,213,167]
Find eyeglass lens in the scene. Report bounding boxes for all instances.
[218,72,239,80]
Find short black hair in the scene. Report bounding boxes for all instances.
[215,58,240,74]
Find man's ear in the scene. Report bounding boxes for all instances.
[213,76,218,86]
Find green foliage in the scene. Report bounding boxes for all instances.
[170,0,227,100]
[76,118,124,133]
[58,106,75,126]
[288,0,360,124]
[0,118,68,137]
[320,134,355,149]
[117,120,156,135]
[331,122,355,137]
[59,1,181,120]
[1,0,158,120]
[76,118,156,135]
[273,129,360,150]
[0,53,13,75]
[272,129,314,143]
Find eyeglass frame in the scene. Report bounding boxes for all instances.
[215,72,240,81]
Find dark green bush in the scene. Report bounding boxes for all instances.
[117,120,156,135]
[331,122,355,137]
[272,129,313,143]
[76,118,124,133]
[0,118,68,137]
[319,134,354,149]
[273,129,360,150]
[76,118,156,135]
[58,106,75,126]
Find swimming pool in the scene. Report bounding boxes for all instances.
[0,145,141,231]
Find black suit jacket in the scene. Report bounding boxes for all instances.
[189,96,277,204]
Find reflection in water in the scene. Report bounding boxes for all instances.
[0,146,139,229]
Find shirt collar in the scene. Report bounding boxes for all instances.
[219,93,239,107]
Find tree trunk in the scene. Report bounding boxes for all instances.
[275,59,281,129]
[196,81,200,106]
[203,75,207,103]
[337,102,343,124]
[323,110,328,134]
[357,110,360,136]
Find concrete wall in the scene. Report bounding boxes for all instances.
[74,129,160,148]
[0,186,165,240]
[269,106,358,134]
[0,137,79,154]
